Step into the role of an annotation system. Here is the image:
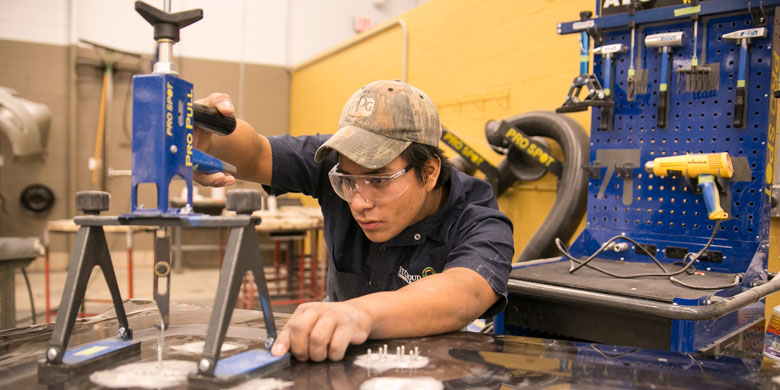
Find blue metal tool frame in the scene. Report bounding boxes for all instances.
[130,73,196,215]
[39,2,289,383]
[529,0,780,353]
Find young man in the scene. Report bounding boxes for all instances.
[195,80,514,362]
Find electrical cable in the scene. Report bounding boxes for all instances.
[556,220,742,289]
[589,344,638,359]
[20,267,36,325]
[558,220,720,277]
[669,274,742,290]
[685,353,705,372]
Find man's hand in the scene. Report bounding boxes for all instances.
[193,92,237,187]
[271,301,372,362]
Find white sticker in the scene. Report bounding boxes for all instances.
[89,360,196,389]
[360,377,443,390]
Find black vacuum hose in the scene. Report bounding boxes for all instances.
[486,111,589,262]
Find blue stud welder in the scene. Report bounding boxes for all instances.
[38,2,288,385]
[130,1,237,216]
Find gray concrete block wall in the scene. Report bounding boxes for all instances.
[0,39,290,266]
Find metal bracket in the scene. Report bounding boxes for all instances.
[584,163,602,179]
[153,235,171,330]
[587,25,605,45]
[594,149,641,206]
[615,163,635,179]
[749,0,768,26]
[617,162,637,206]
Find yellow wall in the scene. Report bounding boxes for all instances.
[289,0,592,258]
[769,220,780,313]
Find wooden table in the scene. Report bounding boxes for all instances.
[251,207,325,306]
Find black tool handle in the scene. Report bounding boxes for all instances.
[193,103,237,135]
[599,106,611,130]
[733,86,746,128]
[657,89,668,128]
[135,1,202,43]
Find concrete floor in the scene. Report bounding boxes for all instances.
[10,257,313,328]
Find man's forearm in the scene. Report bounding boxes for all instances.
[345,267,498,339]
[207,119,273,185]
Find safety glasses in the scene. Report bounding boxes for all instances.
[328,164,413,205]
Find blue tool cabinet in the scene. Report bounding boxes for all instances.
[504,1,780,355]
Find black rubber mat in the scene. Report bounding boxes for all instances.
[510,259,740,302]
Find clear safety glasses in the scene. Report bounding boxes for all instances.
[328,164,413,205]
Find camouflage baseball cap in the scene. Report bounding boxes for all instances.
[314,80,441,169]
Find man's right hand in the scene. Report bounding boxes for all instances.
[194,92,237,187]
[271,301,372,362]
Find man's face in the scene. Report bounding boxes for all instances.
[336,155,438,243]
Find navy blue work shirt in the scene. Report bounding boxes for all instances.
[263,134,514,318]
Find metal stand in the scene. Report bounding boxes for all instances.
[190,189,289,386]
[38,192,139,377]
[39,190,288,383]
[196,191,280,375]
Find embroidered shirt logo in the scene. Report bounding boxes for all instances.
[397,265,436,284]
[397,265,421,284]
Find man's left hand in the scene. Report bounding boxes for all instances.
[270,301,372,361]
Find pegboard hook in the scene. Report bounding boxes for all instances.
[749,0,768,26]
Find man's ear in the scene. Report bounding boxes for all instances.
[424,156,441,191]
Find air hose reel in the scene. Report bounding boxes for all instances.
[443,111,589,262]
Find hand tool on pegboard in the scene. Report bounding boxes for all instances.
[556,11,612,114]
[676,13,718,93]
[644,153,734,220]
[722,27,767,128]
[645,31,684,128]
[625,1,647,101]
[593,43,626,130]
[626,20,648,101]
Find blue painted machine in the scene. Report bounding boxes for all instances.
[130,1,236,216]
[38,2,288,386]
[504,0,780,357]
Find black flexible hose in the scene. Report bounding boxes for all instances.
[21,267,36,325]
[486,111,589,262]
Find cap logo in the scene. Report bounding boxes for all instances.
[347,96,375,118]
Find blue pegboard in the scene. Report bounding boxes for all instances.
[565,7,776,275]
[543,1,780,353]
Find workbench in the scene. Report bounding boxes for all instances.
[1,299,778,389]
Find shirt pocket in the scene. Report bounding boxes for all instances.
[326,258,368,302]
